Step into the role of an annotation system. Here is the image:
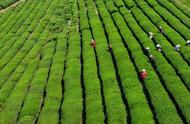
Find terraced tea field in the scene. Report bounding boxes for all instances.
[0,0,190,123]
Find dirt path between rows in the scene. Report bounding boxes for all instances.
[0,0,22,13]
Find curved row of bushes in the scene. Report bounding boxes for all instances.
[0,1,26,33]
[157,0,190,28]
[131,0,190,64]
[0,0,44,105]
[0,1,37,55]
[137,5,190,82]
[144,0,190,43]
[0,3,21,29]
[0,1,48,88]
[0,0,63,123]
[169,0,190,17]
[0,58,39,124]
[0,1,56,111]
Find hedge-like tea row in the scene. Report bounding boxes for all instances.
[111,5,183,124]
[0,1,49,88]
[0,29,50,109]
[169,0,190,17]
[98,1,156,124]
[129,0,190,62]
[128,1,190,90]
[0,2,42,57]
[118,1,190,122]
[122,7,190,123]
[0,0,48,104]
[156,0,190,28]
[0,1,37,53]
[17,41,56,124]
[78,0,105,123]
[109,1,185,123]
[86,0,127,123]
[0,1,34,43]
[0,58,39,124]
[0,0,61,108]
[0,4,18,27]
[132,0,190,59]
[61,29,82,124]
[36,2,69,123]
[14,0,62,123]
[81,29,105,123]
[0,0,190,123]
[144,0,190,40]
[132,0,189,43]
[61,1,83,123]
[119,11,183,123]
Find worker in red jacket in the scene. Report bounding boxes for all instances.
[90,39,96,48]
[139,69,148,81]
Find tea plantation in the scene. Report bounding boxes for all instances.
[0,0,190,124]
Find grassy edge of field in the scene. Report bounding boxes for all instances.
[174,0,190,7]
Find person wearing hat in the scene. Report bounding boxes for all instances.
[139,69,148,81]
[144,47,150,55]
[90,39,96,48]
[186,40,190,46]
[174,44,180,51]
[108,44,113,52]
[156,44,162,52]
[149,32,154,39]
[159,26,164,34]
[149,54,155,62]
